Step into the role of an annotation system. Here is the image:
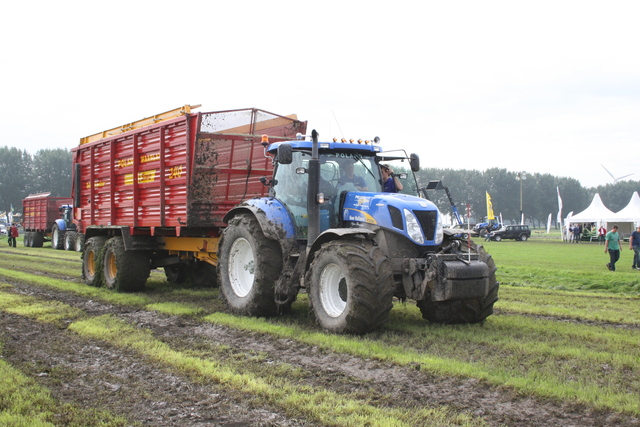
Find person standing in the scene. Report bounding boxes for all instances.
[573,224,582,243]
[8,223,18,247]
[598,224,607,245]
[630,225,640,270]
[604,225,621,271]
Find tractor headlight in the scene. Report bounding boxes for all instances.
[404,209,424,244]
[435,215,443,245]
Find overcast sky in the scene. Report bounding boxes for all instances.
[1,1,639,188]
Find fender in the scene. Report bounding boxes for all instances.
[305,228,376,269]
[54,218,67,232]
[224,198,296,241]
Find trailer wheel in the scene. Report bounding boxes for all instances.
[74,234,85,252]
[51,224,64,250]
[417,243,499,324]
[306,239,394,334]
[31,232,44,248]
[23,232,32,247]
[64,232,77,251]
[189,261,217,287]
[102,237,150,292]
[82,236,108,287]
[219,214,282,317]
[165,264,188,284]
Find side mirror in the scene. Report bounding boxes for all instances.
[410,153,420,172]
[277,143,293,165]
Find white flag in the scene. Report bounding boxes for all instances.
[547,213,552,234]
[556,187,563,225]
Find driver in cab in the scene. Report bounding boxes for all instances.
[338,161,368,191]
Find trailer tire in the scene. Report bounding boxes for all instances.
[189,261,217,287]
[74,234,85,252]
[306,239,394,334]
[219,214,282,317]
[51,224,64,250]
[417,243,499,324]
[103,237,150,292]
[82,236,108,287]
[32,232,44,248]
[64,232,77,251]
[165,264,188,284]
[23,232,32,247]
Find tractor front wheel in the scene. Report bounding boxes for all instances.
[417,243,499,324]
[306,239,394,334]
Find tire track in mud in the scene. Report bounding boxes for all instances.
[3,279,639,426]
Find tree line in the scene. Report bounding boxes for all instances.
[416,167,640,227]
[0,147,72,217]
[1,145,638,228]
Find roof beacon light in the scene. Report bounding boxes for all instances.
[261,134,269,147]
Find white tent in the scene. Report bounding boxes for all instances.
[611,192,640,237]
[566,193,615,226]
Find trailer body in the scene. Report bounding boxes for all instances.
[22,193,72,247]
[72,107,306,289]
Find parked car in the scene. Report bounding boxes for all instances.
[490,225,531,241]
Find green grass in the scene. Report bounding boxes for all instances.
[484,239,640,293]
[2,239,640,420]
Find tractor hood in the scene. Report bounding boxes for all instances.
[341,192,443,245]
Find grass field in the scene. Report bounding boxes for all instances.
[1,236,639,425]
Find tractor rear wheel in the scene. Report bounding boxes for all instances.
[219,214,282,317]
[306,239,394,334]
[82,236,108,287]
[417,243,499,324]
[51,224,64,250]
[102,237,150,292]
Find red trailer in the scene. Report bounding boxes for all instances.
[72,106,306,291]
[22,193,72,247]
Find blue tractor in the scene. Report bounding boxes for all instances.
[218,130,498,334]
[52,204,83,251]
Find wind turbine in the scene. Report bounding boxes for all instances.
[601,164,634,184]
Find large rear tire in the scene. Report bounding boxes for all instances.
[218,214,282,317]
[51,224,64,250]
[417,244,499,324]
[82,236,108,287]
[306,239,394,334]
[102,237,150,292]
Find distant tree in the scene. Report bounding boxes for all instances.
[0,146,33,215]
[595,180,640,212]
[31,148,73,197]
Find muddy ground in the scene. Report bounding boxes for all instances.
[1,276,639,426]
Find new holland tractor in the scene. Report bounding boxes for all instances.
[218,130,498,334]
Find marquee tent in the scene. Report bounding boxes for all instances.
[566,193,615,226]
[611,191,640,236]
